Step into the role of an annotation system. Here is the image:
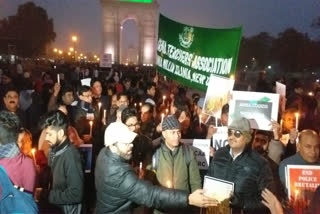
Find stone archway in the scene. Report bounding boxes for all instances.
[100,0,159,65]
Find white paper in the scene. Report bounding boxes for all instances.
[203,176,234,202]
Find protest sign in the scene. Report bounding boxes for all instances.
[203,176,234,214]
[286,165,320,213]
[276,82,286,114]
[100,53,112,68]
[157,14,242,91]
[181,139,210,170]
[229,91,280,131]
[203,75,234,118]
[212,127,228,150]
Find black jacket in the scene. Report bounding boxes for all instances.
[48,139,84,206]
[95,147,189,214]
[207,145,275,214]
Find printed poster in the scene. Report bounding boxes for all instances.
[229,91,280,131]
[203,176,234,214]
[286,165,320,213]
[276,82,286,114]
[203,75,234,118]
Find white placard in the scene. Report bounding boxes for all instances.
[81,78,91,87]
[229,91,280,131]
[100,53,112,68]
[212,127,228,150]
[203,176,234,202]
[181,139,210,170]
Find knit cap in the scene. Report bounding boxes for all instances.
[162,115,181,131]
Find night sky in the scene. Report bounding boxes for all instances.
[1,0,320,54]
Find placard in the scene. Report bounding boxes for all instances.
[203,176,234,214]
[276,82,286,114]
[181,139,210,170]
[203,75,234,118]
[211,127,228,150]
[229,91,280,131]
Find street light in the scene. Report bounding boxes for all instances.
[71,35,78,60]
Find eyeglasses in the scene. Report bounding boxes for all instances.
[126,122,140,128]
[228,129,242,138]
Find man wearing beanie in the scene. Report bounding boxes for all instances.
[207,117,275,214]
[95,121,218,214]
[151,115,202,214]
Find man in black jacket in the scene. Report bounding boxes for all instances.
[207,117,275,214]
[95,121,217,214]
[41,110,84,214]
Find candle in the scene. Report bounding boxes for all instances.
[295,113,299,130]
[134,103,137,108]
[280,119,283,129]
[139,162,142,170]
[98,102,102,112]
[139,102,142,107]
[31,148,36,162]
[57,74,60,84]
[199,114,202,127]
[161,113,164,123]
[165,109,169,115]
[166,180,172,188]
[162,95,166,104]
[103,109,107,120]
[89,121,93,136]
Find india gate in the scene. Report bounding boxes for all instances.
[100,0,159,65]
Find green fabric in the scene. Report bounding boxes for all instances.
[155,143,201,192]
[157,14,242,91]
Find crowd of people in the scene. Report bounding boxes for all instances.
[0,59,319,214]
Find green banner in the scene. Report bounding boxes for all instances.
[157,14,242,91]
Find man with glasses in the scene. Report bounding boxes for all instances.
[72,86,96,143]
[207,117,275,214]
[121,107,153,168]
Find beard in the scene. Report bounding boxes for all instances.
[119,150,132,160]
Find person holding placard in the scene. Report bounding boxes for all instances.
[278,129,320,191]
[207,117,275,214]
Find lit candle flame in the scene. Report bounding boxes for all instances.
[98,102,102,111]
[166,180,172,188]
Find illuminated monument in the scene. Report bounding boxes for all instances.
[100,0,159,64]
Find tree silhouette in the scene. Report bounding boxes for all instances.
[0,1,56,57]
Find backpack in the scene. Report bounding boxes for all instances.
[0,165,38,214]
[152,144,191,172]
